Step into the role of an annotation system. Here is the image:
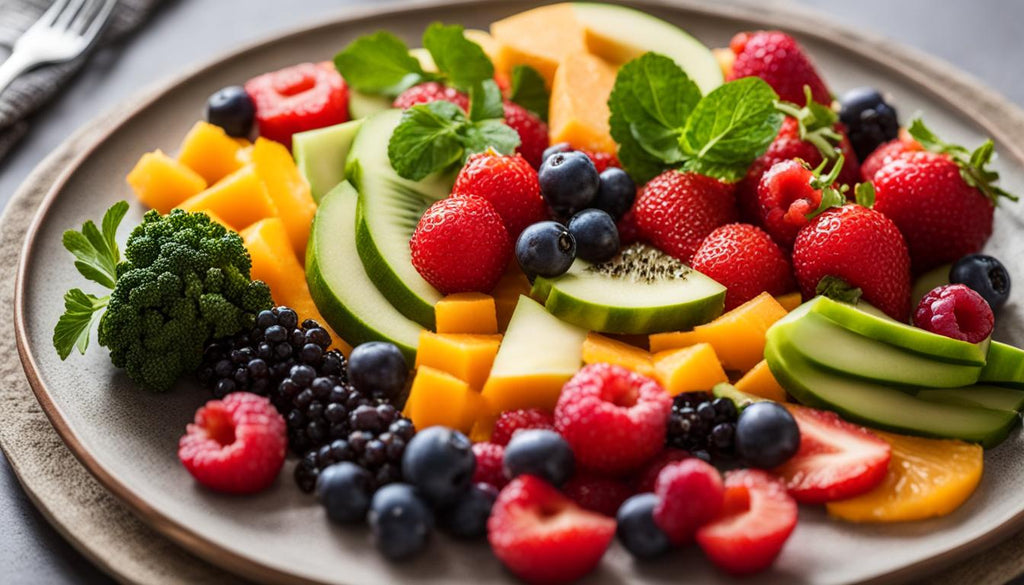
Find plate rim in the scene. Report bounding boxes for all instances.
[13,1,1024,584]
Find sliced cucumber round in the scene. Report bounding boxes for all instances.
[916,386,1024,412]
[980,341,1024,389]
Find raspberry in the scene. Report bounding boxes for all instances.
[756,159,823,249]
[690,223,795,310]
[555,364,673,475]
[244,62,349,147]
[860,135,923,181]
[491,408,555,446]
[616,207,642,246]
[634,170,737,263]
[392,81,470,111]
[562,473,634,517]
[914,284,994,343]
[653,459,725,545]
[631,448,691,493]
[472,442,508,489]
[178,393,287,494]
[503,101,550,168]
[451,151,548,238]
[410,195,512,294]
[582,150,621,174]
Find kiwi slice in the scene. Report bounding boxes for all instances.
[531,243,725,334]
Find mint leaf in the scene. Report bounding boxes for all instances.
[54,289,108,360]
[388,101,468,181]
[61,200,128,290]
[462,119,520,157]
[509,65,549,122]
[422,23,493,91]
[608,84,671,184]
[629,53,700,131]
[469,79,504,122]
[816,276,863,305]
[334,31,433,96]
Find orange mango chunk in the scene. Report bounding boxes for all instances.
[490,3,585,86]
[549,51,618,153]
[177,165,277,231]
[177,121,244,184]
[404,366,486,434]
[582,332,655,377]
[775,292,803,312]
[236,144,254,165]
[435,293,498,335]
[414,331,502,390]
[196,209,232,230]
[470,413,498,443]
[126,150,207,214]
[250,138,317,259]
[652,343,728,396]
[827,431,983,523]
[734,359,788,402]
[649,292,788,373]
[492,265,532,332]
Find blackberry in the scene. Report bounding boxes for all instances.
[294,414,416,493]
[665,393,739,463]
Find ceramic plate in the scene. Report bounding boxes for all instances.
[14,1,1024,583]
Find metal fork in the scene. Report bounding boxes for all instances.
[0,0,118,95]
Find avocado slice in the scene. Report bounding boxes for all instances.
[979,341,1024,389]
[292,119,363,203]
[916,385,1024,412]
[306,182,422,361]
[712,382,770,410]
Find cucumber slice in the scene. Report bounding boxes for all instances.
[306,182,422,361]
[911,263,951,308]
[712,382,770,410]
[345,109,454,328]
[292,119,363,202]
[348,89,392,119]
[917,386,1024,412]
[979,341,1024,389]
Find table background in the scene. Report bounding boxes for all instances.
[1,0,1022,583]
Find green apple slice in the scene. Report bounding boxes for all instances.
[916,385,1024,412]
[980,341,1024,389]
[292,119,363,203]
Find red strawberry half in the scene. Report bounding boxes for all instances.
[245,62,349,147]
[773,405,891,504]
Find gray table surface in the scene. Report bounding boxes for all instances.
[1,0,1023,583]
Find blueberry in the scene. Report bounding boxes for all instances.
[503,429,574,487]
[515,221,576,278]
[541,142,572,164]
[315,462,372,524]
[735,402,801,469]
[538,151,600,216]
[368,483,433,560]
[348,342,408,400]
[567,209,620,263]
[950,254,1011,311]
[593,168,636,220]
[838,87,899,161]
[206,85,255,138]
[438,482,498,539]
[402,427,476,506]
[616,493,672,559]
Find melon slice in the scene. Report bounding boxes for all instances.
[490,4,585,86]
[549,51,618,153]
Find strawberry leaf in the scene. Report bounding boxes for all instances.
[816,276,863,305]
[804,155,848,220]
[908,117,1018,204]
[854,182,876,208]
[775,86,841,160]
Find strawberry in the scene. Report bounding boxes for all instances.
[488,476,615,584]
[393,81,469,111]
[690,223,795,310]
[653,459,724,545]
[756,154,853,249]
[728,31,831,105]
[773,405,891,504]
[616,207,642,246]
[503,101,550,168]
[582,150,621,173]
[451,151,548,238]
[410,195,512,294]
[695,469,798,576]
[630,448,690,493]
[633,170,737,263]
[562,473,634,517]
[244,62,349,147]
[792,203,912,321]
[860,133,923,181]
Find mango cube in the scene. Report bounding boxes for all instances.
[582,332,655,377]
[414,331,502,390]
[435,293,498,335]
[126,150,207,214]
[470,413,498,443]
[492,266,532,331]
[549,51,618,153]
[250,138,317,259]
[197,209,231,229]
[177,121,244,184]
[734,359,788,402]
[775,292,803,312]
[404,366,486,434]
[652,343,728,396]
[178,165,277,231]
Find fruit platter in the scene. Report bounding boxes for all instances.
[13,0,1024,583]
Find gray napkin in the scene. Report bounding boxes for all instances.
[0,0,163,161]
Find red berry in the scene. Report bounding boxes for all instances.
[756,159,822,249]
[616,207,642,246]
[503,101,550,168]
[860,135,923,181]
[690,223,795,311]
[244,62,349,148]
[653,459,725,545]
[488,476,615,584]
[392,81,469,111]
[695,469,798,576]
[630,448,691,493]
[562,473,634,517]
[178,393,286,494]
[792,204,912,321]
[773,405,891,504]
[873,151,995,273]
[491,408,555,447]
[914,284,995,343]
[472,442,508,489]
[555,364,672,475]
[634,170,737,263]
[582,150,621,173]
[451,151,548,238]
[728,31,830,105]
[410,195,512,294]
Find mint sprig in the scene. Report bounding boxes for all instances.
[509,65,549,122]
[422,23,494,91]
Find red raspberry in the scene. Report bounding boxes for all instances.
[690,223,795,311]
[616,207,642,246]
[756,159,822,249]
[392,81,470,111]
[178,393,286,494]
[653,459,725,545]
[631,448,691,493]
[488,476,615,584]
[472,442,508,489]
[562,473,634,517]
[860,135,923,181]
[244,62,349,147]
[914,284,994,343]
[728,31,830,105]
[555,364,672,475]
[451,151,548,238]
[410,195,512,294]
[503,101,550,168]
[582,150,621,174]
[491,408,555,446]
[634,170,737,263]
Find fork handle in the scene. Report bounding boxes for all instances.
[0,51,35,96]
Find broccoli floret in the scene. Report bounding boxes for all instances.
[96,209,272,391]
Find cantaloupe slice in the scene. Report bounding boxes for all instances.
[465,29,502,62]
[492,265,533,332]
[177,121,244,184]
[490,3,585,86]
[250,138,317,260]
[652,344,728,396]
[414,331,502,390]
[549,51,618,153]
[582,332,655,377]
[126,150,207,214]
[734,359,788,402]
[177,165,277,231]
[404,366,487,434]
[775,292,803,312]
[435,293,498,335]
